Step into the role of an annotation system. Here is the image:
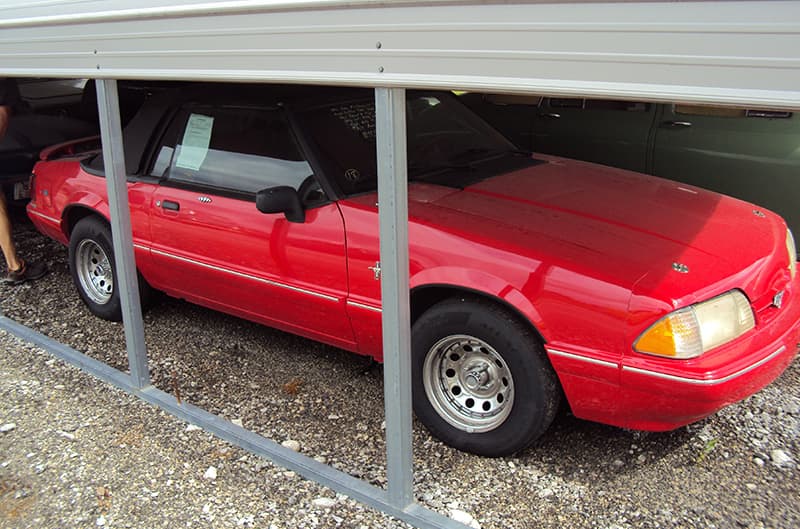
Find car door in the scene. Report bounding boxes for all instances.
[532,98,656,172]
[144,104,356,349]
[652,104,800,236]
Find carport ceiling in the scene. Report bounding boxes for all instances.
[0,0,799,108]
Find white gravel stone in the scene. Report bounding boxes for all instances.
[186,424,201,432]
[312,497,337,508]
[203,466,218,480]
[96,515,106,526]
[231,418,244,427]
[770,449,793,467]
[57,430,76,441]
[281,439,301,452]
[0,423,16,433]
[449,509,481,529]
[236,514,254,526]
[539,488,555,498]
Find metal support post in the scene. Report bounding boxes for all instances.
[375,87,413,508]
[96,79,150,388]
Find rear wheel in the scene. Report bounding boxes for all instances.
[412,297,560,456]
[69,216,154,321]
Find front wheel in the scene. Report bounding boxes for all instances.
[68,216,154,321]
[412,297,560,456]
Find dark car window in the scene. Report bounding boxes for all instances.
[549,97,649,112]
[675,104,793,119]
[151,106,313,195]
[297,91,526,195]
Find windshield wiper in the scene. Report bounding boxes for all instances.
[408,148,532,182]
[408,161,471,179]
[446,147,531,165]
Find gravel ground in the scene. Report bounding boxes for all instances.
[1,212,799,529]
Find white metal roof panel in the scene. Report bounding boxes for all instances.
[0,1,799,108]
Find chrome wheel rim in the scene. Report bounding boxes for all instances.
[76,239,113,305]
[422,334,514,433]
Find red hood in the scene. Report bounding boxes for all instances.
[418,155,789,306]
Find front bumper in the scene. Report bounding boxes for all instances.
[616,279,800,431]
[549,272,800,431]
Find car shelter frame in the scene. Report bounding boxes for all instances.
[1,1,799,527]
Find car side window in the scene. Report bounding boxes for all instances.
[675,104,792,119]
[150,106,314,196]
[674,104,747,118]
[548,98,650,112]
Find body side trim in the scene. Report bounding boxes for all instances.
[547,348,619,369]
[150,247,339,302]
[28,209,61,225]
[347,300,382,313]
[622,346,787,386]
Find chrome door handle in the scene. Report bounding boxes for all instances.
[662,121,692,128]
[161,200,180,211]
[539,112,561,119]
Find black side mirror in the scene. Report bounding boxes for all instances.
[256,186,305,223]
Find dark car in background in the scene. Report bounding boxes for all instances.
[1,79,98,203]
[1,79,170,204]
[461,93,800,237]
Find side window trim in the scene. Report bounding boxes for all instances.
[284,104,341,201]
[157,175,258,202]
[143,105,185,181]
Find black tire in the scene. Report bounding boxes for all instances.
[68,216,154,321]
[411,297,560,456]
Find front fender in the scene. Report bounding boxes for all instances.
[410,266,549,341]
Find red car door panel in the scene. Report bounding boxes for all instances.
[140,103,355,348]
[147,188,355,348]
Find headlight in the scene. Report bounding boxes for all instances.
[634,290,755,359]
[787,229,796,280]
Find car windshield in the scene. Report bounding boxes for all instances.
[296,91,533,196]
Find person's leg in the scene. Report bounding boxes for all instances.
[0,192,22,272]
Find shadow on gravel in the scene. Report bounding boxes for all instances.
[523,410,698,480]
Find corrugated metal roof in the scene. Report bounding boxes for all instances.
[0,1,798,107]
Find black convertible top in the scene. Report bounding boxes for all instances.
[118,83,372,175]
[86,82,372,175]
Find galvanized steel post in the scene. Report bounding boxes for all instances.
[375,87,414,508]
[96,79,150,389]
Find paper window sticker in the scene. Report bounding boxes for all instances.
[175,113,214,171]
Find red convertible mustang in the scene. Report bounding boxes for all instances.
[27,84,799,456]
